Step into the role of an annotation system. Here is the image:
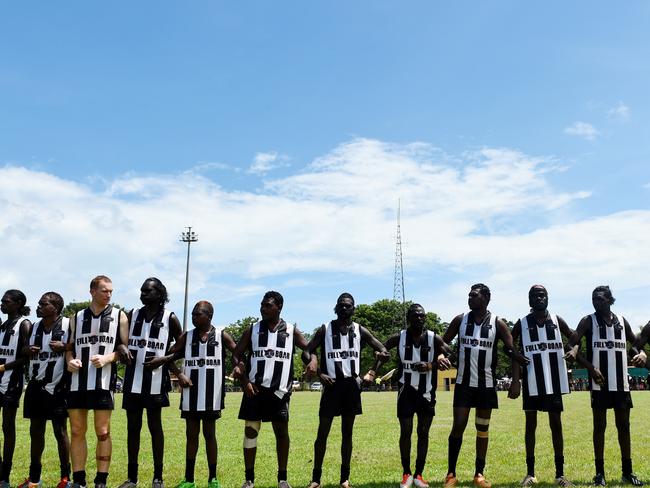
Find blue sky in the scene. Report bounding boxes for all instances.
[2,2,649,332]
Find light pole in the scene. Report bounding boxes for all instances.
[180,226,198,332]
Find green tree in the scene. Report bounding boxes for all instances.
[351,299,444,375]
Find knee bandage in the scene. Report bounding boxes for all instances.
[243,420,261,449]
[475,416,490,436]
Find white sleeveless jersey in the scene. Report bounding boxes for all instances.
[322,321,361,381]
[520,313,569,396]
[248,320,295,399]
[456,312,497,388]
[588,313,629,392]
[28,317,70,394]
[123,308,172,395]
[0,316,26,394]
[181,327,225,412]
[70,306,121,392]
[398,329,436,401]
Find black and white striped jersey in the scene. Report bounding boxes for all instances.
[123,307,172,395]
[587,313,629,392]
[520,313,569,397]
[398,329,436,401]
[455,312,498,389]
[181,327,225,412]
[248,320,294,399]
[28,317,70,394]
[321,321,361,381]
[0,317,26,394]
[70,306,121,392]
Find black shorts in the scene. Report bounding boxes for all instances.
[453,383,498,409]
[238,386,290,422]
[319,377,362,418]
[67,390,114,410]
[122,392,170,411]
[23,381,68,419]
[591,390,633,410]
[181,410,222,420]
[397,384,435,418]
[523,393,564,412]
[0,388,22,409]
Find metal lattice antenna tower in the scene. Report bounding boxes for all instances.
[393,199,406,329]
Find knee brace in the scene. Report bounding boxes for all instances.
[476,416,490,437]
[243,420,261,449]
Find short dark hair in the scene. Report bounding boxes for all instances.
[263,291,284,309]
[471,283,491,301]
[407,303,425,318]
[90,275,112,290]
[528,285,547,297]
[593,285,615,305]
[3,289,30,316]
[144,277,169,306]
[337,292,355,306]
[42,292,64,314]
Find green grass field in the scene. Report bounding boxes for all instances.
[12,391,650,488]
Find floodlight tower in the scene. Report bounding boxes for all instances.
[393,200,406,329]
[181,226,198,332]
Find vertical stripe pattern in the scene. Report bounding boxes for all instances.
[248,320,295,399]
[322,322,361,381]
[455,312,497,388]
[0,316,25,394]
[520,314,569,396]
[29,317,70,394]
[181,327,224,412]
[590,313,629,392]
[123,308,172,395]
[70,306,120,392]
[397,329,436,401]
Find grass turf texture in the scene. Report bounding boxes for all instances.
[10,391,650,488]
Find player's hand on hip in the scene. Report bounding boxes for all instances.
[68,358,82,372]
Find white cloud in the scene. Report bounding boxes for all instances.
[2,138,649,327]
[607,101,630,121]
[564,121,599,141]
[248,151,288,175]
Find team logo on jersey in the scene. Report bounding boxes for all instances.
[89,336,99,345]
[339,350,349,360]
[614,323,623,331]
[198,358,205,367]
[208,337,219,347]
[52,331,64,341]
[264,349,275,358]
[471,339,479,346]
[38,352,49,361]
[606,340,615,349]
[137,339,147,348]
[538,343,547,351]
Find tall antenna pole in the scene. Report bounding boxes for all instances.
[393,199,406,329]
[181,226,198,332]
